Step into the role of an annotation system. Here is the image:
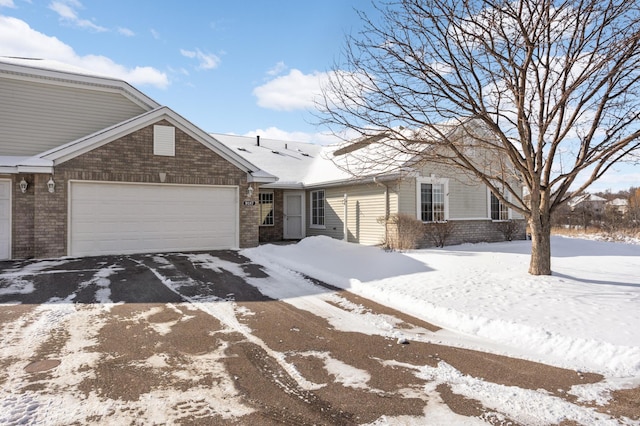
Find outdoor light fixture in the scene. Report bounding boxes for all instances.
[47,176,55,193]
[19,178,28,193]
[247,185,254,198]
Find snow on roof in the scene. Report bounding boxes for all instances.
[211,124,460,188]
[212,125,463,188]
[330,134,424,177]
[210,134,352,187]
[327,118,486,178]
[608,198,629,206]
[568,193,608,208]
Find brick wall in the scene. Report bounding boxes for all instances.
[12,119,258,258]
[5,174,35,258]
[418,219,527,248]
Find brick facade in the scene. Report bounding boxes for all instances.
[418,219,527,248]
[10,119,258,259]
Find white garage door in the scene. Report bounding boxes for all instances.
[0,180,10,260]
[69,182,238,257]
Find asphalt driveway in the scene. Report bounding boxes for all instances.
[0,251,633,425]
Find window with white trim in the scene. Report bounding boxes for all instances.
[310,190,325,228]
[259,191,274,226]
[490,191,511,221]
[417,177,448,222]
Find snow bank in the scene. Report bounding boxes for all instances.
[243,236,640,378]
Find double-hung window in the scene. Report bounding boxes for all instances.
[490,192,511,221]
[417,177,448,222]
[310,190,325,228]
[259,191,274,226]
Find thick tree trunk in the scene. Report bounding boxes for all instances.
[528,187,553,275]
[528,214,552,275]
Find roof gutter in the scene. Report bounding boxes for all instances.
[302,172,408,190]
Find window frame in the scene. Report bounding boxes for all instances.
[310,189,326,229]
[488,189,512,221]
[416,177,449,223]
[258,190,275,227]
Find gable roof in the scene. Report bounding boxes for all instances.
[0,58,160,110]
[214,119,507,189]
[569,193,607,208]
[1,107,277,182]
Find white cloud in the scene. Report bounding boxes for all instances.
[0,16,168,88]
[150,28,160,39]
[243,127,342,146]
[266,61,287,76]
[0,0,16,8]
[117,27,134,37]
[253,68,369,113]
[180,48,220,70]
[48,0,107,32]
[577,166,640,193]
[253,68,330,111]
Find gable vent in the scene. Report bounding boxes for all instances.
[154,125,175,156]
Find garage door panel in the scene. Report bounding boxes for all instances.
[70,182,238,257]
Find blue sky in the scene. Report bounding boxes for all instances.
[0,0,638,191]
[0,0,376,143]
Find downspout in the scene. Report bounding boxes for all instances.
[343,193,348,241]
[373,176,390,244]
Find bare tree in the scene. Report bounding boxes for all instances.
[318,0,640,275]
[629,187,640,228]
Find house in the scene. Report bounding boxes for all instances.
[607,198,629,216]
[568,193,606,215]
[0,58,276,260]
[1,58,525,261]
[213,128,527,248]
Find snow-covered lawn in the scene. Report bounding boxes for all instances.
[243,236,640,391]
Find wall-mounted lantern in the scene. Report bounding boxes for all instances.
[246,185,254,198]
[47,176,55,193]
[19,178,28,193]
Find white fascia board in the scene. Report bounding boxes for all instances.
[17,165,54,174]
[0,165,54,174]
[247,170,278,183]
[260,182,305,189]
[303,172,404,189]
[0,61,160,110]
[0,156,54,174]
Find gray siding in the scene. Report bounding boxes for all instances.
[449,178,488,219]
[0,77,147,156]
[306,183,392,246]
[397,165,524,220]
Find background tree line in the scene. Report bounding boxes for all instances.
[552,187,640,234]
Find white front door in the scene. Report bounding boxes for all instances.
[0,180,10,260]
[283,192,304,239]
